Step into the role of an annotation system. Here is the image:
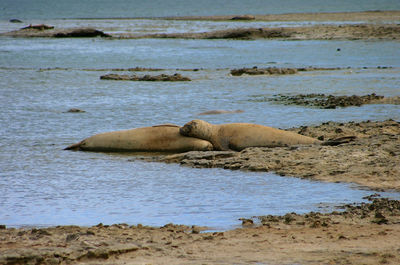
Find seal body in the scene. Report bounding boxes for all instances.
[180,120,321,151]
[65,124,213,152]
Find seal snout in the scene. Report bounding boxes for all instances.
[180,124,192,136]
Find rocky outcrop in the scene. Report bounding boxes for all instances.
[151,120,400,191]
[231,15,255,20]
[54,28,110,38]
[231,67,298,76]
[138,24,400,40]
[100,73,191,81]
[264,93,400,109]
[1,26,110,38]
[21,24,54,30]
[9,19,23,23]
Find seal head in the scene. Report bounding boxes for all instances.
[180,120,213,140]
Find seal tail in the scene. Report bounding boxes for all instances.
[64,141,83,151]
[322,136,356,146]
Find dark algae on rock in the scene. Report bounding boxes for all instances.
[231,66,298,76]
[255,93,394,108]
[258,196,400,228]
[100,73,191,81]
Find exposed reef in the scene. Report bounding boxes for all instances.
[1,26,110,38]
[100,73,191,81]
[253,93,400,109]
[149,120,400,191]
[3,23,399,40]
[138,24,400,40]
[230,66,349,76]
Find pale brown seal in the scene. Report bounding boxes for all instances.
[180,120,323,151]
[65,124,213,152]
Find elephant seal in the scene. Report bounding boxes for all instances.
[179,120,321,151]
[65,124,213,152]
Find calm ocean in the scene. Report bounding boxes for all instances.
[1,1,399,229]
[1,0,400,19]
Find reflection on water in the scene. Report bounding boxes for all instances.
[2,154,399,230]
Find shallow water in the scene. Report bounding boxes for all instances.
[1,18,400,229]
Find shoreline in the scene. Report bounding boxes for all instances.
[14,10,400,22]
[3,23,400,40]
[1,197,400,265]
[162,10,400,22]
[149,119,400,192]
[2,10,400,40]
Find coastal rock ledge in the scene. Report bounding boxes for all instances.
[1,26,110,38]
[155,119,400,191]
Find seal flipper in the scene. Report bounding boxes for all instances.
[64,141,83,151]
[322,136,356,146]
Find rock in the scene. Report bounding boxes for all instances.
[231,15,255,20]
[231,67,298,76]
[100,73,191,81]
[262,93,386,108]
[21,24,54,30]
[9,19,23,23]
[66,108,85,113]
[54,28,110,38]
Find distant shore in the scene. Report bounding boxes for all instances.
[2,11,400,40]
[162,10,400,22]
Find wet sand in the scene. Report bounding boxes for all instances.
[1,197,400,265]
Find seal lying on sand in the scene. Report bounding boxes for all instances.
[180,120,354,151]
[65,124,213,152]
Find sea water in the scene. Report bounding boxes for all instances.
[1,1,400,229]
